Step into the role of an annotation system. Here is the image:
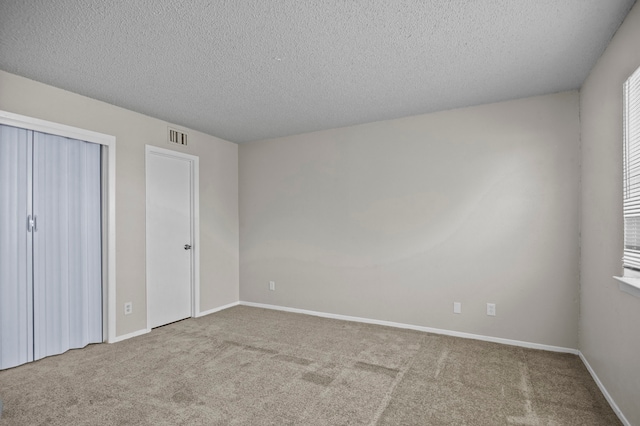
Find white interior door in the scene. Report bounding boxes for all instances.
[146,147,194,328]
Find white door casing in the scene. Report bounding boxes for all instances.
[145,145,200,329]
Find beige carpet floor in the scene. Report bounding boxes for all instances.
[0,306,620,425]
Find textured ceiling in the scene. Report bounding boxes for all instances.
[0,1,636,143]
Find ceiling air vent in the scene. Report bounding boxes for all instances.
[168,127,188,146]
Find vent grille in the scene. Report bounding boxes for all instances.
[168,128,188,146]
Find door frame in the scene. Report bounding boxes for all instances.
[0,109,117,343]
[145,145,200,328]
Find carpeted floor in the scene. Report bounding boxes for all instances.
[0,306,620,425]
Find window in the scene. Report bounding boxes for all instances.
[616,65,640,297]
[623,65,640,272]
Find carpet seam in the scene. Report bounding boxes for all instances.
[367,339,423,426]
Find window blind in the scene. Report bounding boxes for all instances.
[623,66,640,270]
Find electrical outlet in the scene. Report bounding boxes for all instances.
[453,302,461,314]
[269,281,275,291]
[487,303,496,316]
[124,302,133,315]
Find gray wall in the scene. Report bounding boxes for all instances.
[0,70,240,337]
[580,2,640,424]
[240,91,581,349]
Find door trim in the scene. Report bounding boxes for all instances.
[145,145,200,328]
[0,109,117,343]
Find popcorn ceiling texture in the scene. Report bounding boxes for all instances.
[0,0,635,143]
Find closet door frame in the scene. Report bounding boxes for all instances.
[0,110,117,343]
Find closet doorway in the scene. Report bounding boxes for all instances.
[0,111,116,371]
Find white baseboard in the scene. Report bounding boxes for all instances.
[579,352,630,426]
[107,302,240,344]
[108,327,150,343]
[196,301,240,318]
[239,301,579,354]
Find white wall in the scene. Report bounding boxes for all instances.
[579,2,640,424]
[240,91,581,348]
[0,70,239,337]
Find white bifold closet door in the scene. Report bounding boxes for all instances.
[0,124,102,370]
[0,125,33,370]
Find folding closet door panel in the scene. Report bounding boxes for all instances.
[32,132,102,361]
[69,138,103,348]
[69,140,103,348]
[0,124,33,369]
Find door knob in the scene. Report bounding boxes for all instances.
[184,244,192,250]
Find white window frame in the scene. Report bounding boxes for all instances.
[614,64,640,298]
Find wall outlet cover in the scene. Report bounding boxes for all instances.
[487,303,496,316]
